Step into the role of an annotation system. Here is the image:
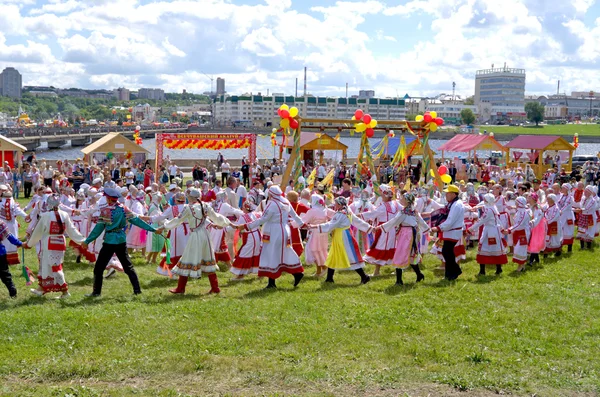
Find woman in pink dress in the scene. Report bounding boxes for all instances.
[301,194,330,277]
[143,166,153,188]
[527,193,546,265]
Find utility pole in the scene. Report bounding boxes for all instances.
[590,91,594,119]
[452,82,456,103]
[200,71,215,126]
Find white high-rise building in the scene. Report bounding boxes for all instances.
[0,67,22,99]
[474,66,526,122]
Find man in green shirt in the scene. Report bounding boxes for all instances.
[81,188,162,297]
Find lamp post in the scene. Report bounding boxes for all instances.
[589,91,594,119]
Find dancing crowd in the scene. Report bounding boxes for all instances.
[0,154,597,300]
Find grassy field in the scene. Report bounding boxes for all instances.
[1,198,599,396]
[480,123,600,136]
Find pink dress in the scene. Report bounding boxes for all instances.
[126,201,147,249]
[528,207,547,254]
[301,207,329,267]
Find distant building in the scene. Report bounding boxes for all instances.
[424,103,479,125]
[216,78,225,96]
[358,90,375,99]
[29,91,58,98]
[474,66,526,122]
[138,88,166,101]
[113,87,130,101]
[0,67,22,99]
[57,89,113,100]
[214,93,406,126]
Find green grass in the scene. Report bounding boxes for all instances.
[1,198,599,396]
[481,123,600,136]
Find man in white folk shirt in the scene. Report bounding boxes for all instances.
[224,176,240,258]
[317,163,327,182]
[168,162,178,184]
[431,184,465,281]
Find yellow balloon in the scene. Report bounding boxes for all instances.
[280,118,290,128]
[290,107,299,118]
[351,116,356,120]
[441,174,452,184]
[415,115,424,122]
[429,122,438,132]
[369,119,377,128]
[430,169,435,177]
[430,111,437,119]
[356,123,367,132]
[280,104,289,111]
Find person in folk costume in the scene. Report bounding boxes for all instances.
[349,189,375,256]
[301,194,331,278]
[467,193,508,276]
[557,183,575,253]
[462,183,481,249]
[543,194,563,257]
[150,192,190,277]
[145,192,165,265]
[0,184,28,265]
[504,197,531,272]
[361,184,401,277]
[527,193,546,265]
[160,188,231,294]
[25,194,86,299]
[69,190,95,264]
[491,184,511,249]
[574,185,597,250]
[80,188,159,297]
[0,220,24,298]
[594,186,600,239]
[230,197,262,280]
[308,196,372,285]
[416,187,444,254]
[287,191,309,257]
[379,192,428,285]
[236,185,305,289]
[209,191,243,270]
[572,181,584,224]
[430,185,465,281]
[126,191,148,255]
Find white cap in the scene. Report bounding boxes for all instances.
[168,184,177,191]
[92,178,102,185]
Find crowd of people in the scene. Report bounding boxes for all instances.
[0,151,598,300]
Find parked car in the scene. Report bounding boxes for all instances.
[571,155,598,168]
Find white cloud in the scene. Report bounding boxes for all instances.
[30,0,82,15]
[162,37,186,57]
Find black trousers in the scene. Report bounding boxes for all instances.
[44,178,52,187]
[0,254,16,296]
[221,172,229,185]
[442,240,462,280]
[243,175,250,187]
[24,181,32,198]
[93,243,140,295]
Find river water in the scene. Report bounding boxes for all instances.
[31,136,599,162]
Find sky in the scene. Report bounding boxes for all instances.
[1,0,600,98]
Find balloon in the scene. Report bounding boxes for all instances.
[366,128,374,138]
[424,114,433,123]
[280,109,290,119]
[356,123,367,132]
[271,133,276,139]
[363,114,372,124]
[415,115,424,122]
[388,132,394,138]
[434,117,444,126]
[354,109,364,120]
[135,125,141,131]
[280,118,290,128]
[369,119,377,128]
[280,104,289,111]
[290,118,299,129]
[290,107,299,118]
[272,128,277,134]
[441,174,452,184]
[430,111,438,119]
[277,109,283,117]
[429,122,438,132]
[438,165,448,175]
[352,116,356,120]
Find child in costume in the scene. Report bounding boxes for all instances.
[0,220,24,298]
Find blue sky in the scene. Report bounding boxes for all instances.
[0,0,599,98]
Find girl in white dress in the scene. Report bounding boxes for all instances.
[230,197,262,280]
[468,193,508,275]
[505,197,531,272]
[543,194,563,257]
[301,194,330,277]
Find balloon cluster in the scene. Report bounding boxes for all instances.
[278,104,299,130]
[415,111,444,132]
[388,130,395,138]
[271,128,278,147]
[133,125,142,145]
[430,164,452,184]
[126,151,133,160]
[128,107,133,113]
[352,109,377,137]
[573,133,579,149]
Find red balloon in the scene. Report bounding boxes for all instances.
[366,128,374,138]
[354,109,364,120]
[363,114,372,124]
[434,117,444,126]
[289,118,299,129]
[277,109,283,117]
[423,114,433,123]
[438,165,448,175]
[280,109,290,119]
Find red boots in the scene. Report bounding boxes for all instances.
[207,273,220,294]
[169,274,220,295]
[169,276,188,294]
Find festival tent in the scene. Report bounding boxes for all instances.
[372,136,422,159]
[0,134,27,168]
[437,134,507,159]
[280,132,347,166]
[82,132,150,165]
[504,135,575,177]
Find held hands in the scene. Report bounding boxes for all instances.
[22,242,30,250]
[80,242,88,250]
[431,227,439,233]
[155,228,164,235]
[501,229,509,235]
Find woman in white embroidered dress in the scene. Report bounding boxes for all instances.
[230,197,262,280]
[504,197,531,272]
[557,183,575,253]
[543,194,562,257]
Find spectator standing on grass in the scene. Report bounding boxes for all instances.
[221,159,231,185]
[22,164,33,199]
[169,162,178,183]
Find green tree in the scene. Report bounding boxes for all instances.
[460,108,476,125]
[464,96,475,105]
[525,102,545,126]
